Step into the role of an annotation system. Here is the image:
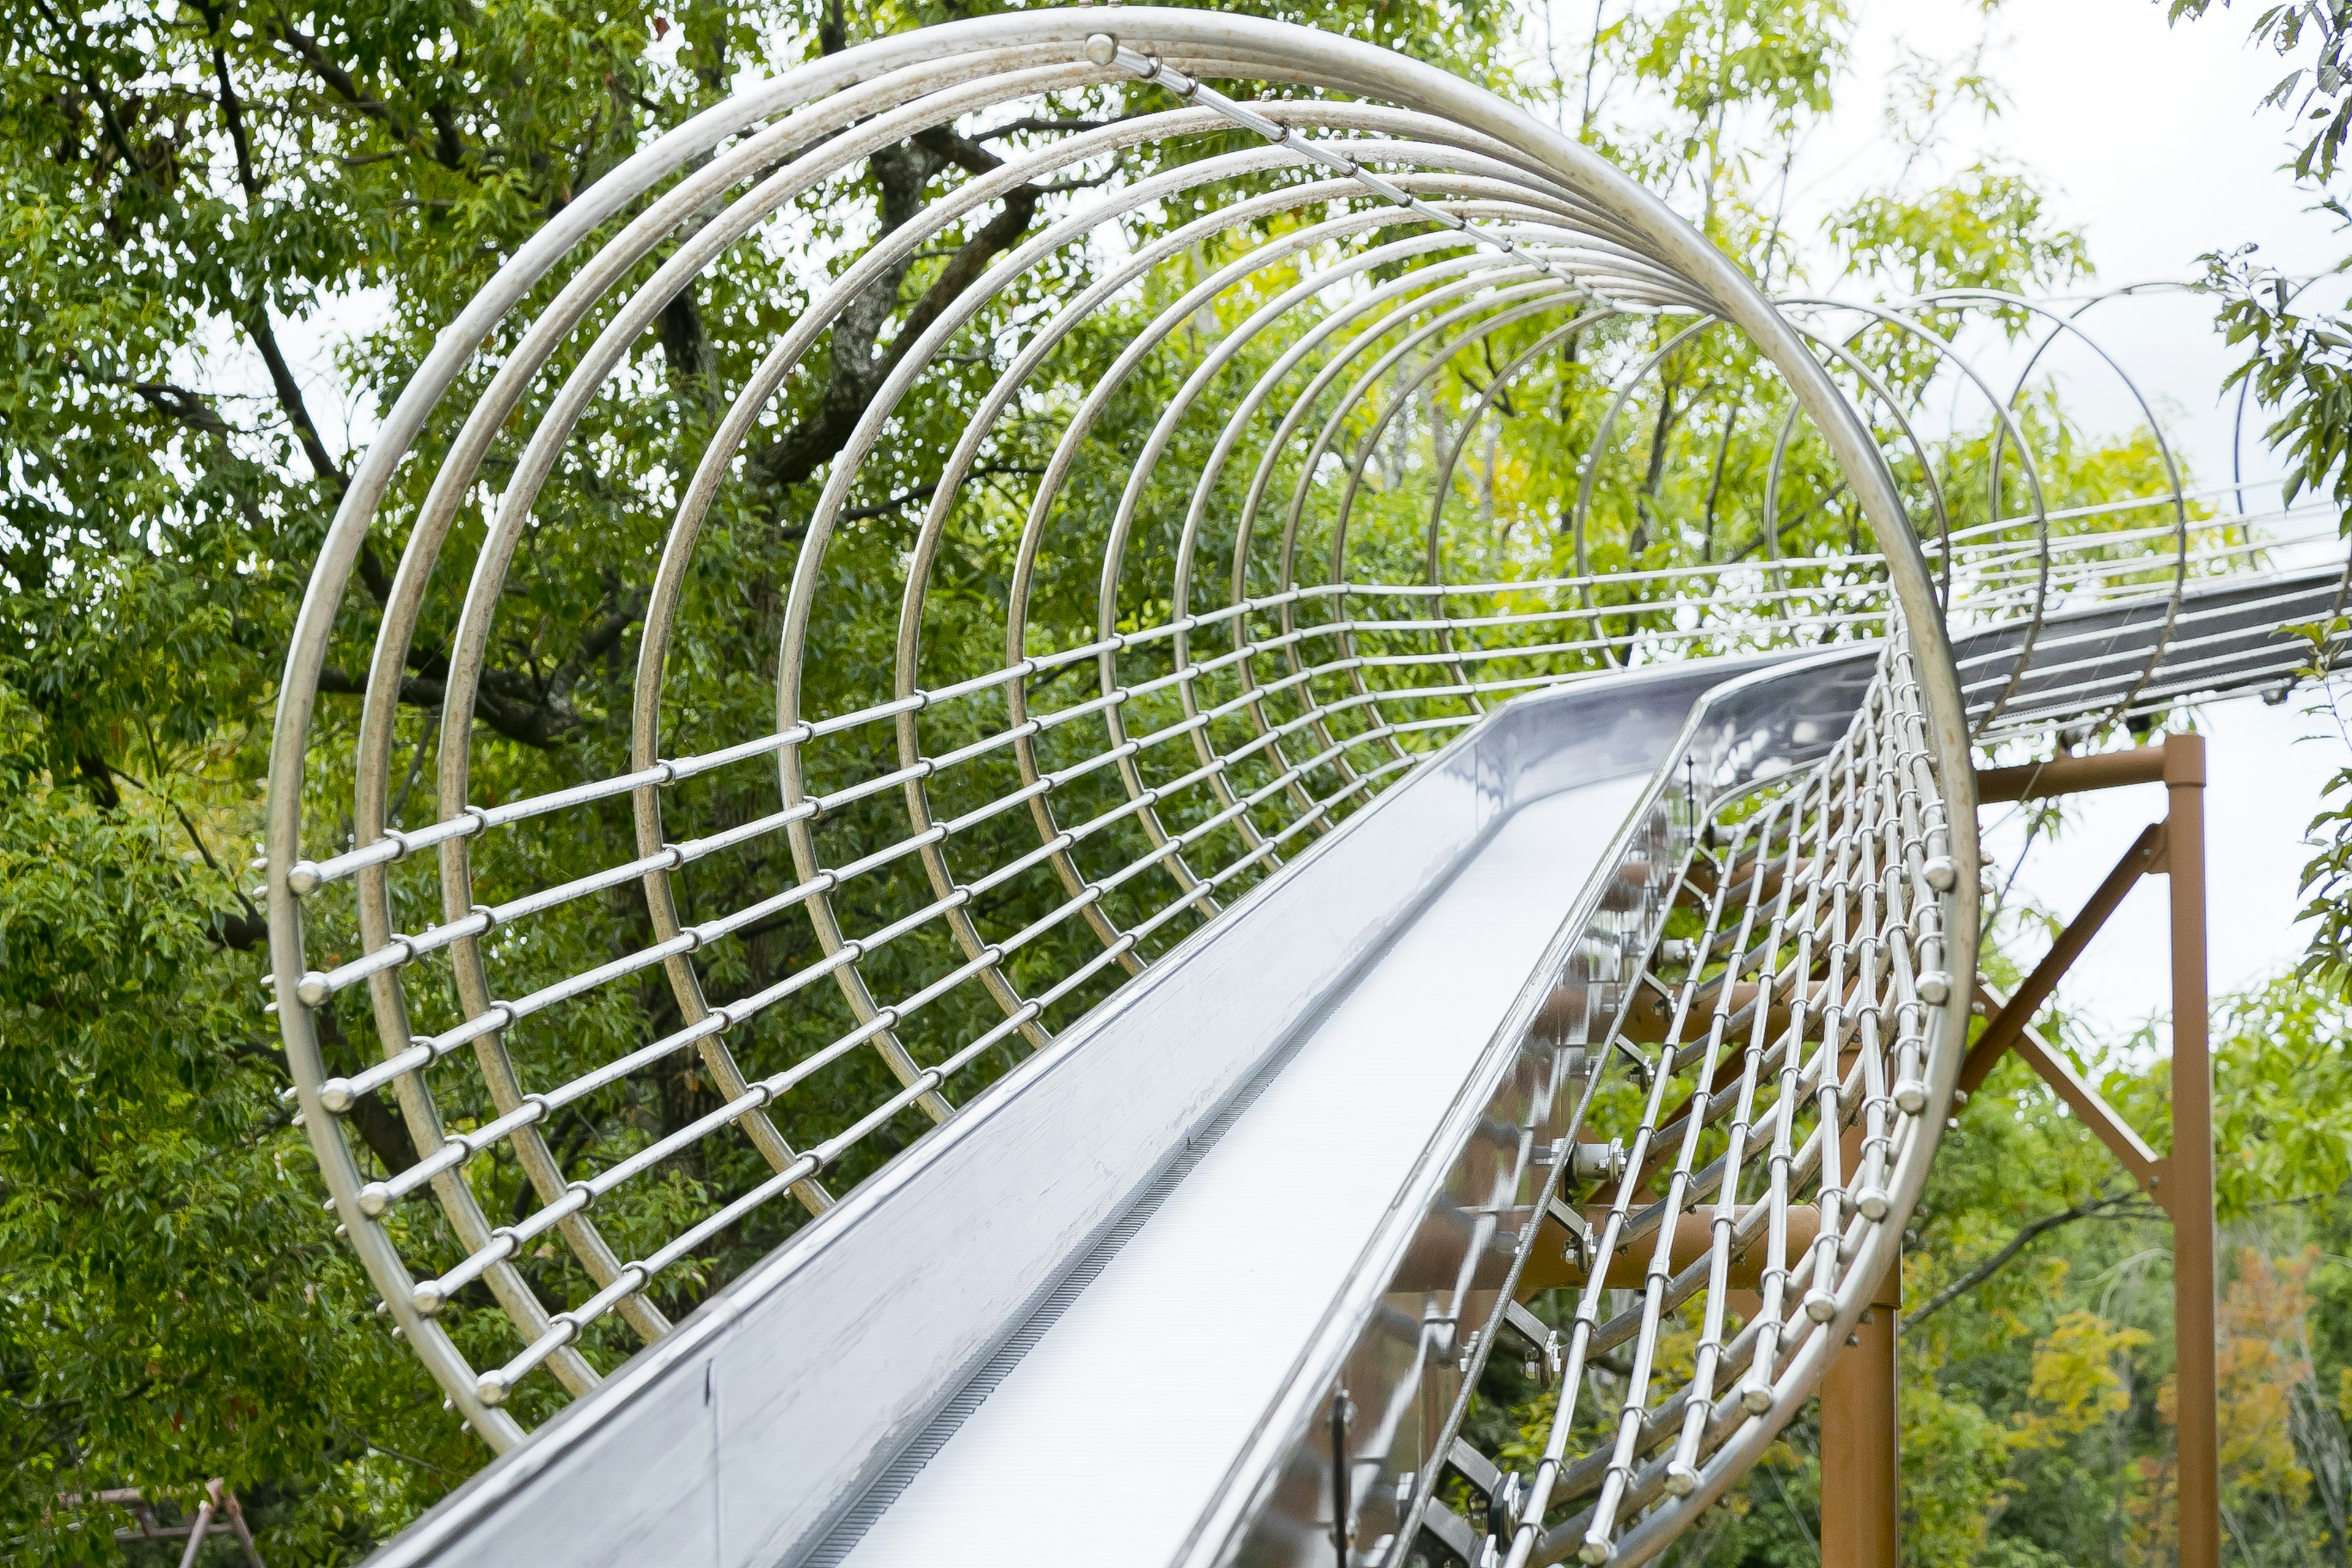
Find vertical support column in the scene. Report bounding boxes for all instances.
[2166,734,2219,1568]
[1819,1259,1901,1568]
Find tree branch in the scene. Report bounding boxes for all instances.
[742,162,1050,507]
[212,41,346,496]
[839,464,1047,523]
[165,795,268,950]
[31,0,146,184]
[77,753,121,811]
[130,382,234,438]
[1905,1189,2155,1328]
[889,184,1040,353]
[1727,479,1850,564]
[312,1005,420,1176]
[424,100,467,173]
[315,666,573,750]
[312,587,643,750]
[208,26,394,604]
[976,112,1145,140]
[269,21,393,126]
[268,19,469,172]
[659,281,715,388]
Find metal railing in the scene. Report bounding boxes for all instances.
[1502,631,1954,1565]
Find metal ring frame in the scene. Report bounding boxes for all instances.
[255,10,2334,1560]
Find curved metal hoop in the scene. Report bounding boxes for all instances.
[261,12,2007,1560]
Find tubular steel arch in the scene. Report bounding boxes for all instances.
[263,11,2352,1563]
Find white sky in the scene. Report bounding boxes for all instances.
[1834,0,2352,1042]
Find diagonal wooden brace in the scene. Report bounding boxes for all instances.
[1971,979,2169,1208]
[1958,821,2164,1102]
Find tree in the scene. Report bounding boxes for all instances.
[1879,973,2352,1567]
[1,0,1523,1556]
[2165,0,2352,996]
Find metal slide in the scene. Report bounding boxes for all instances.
[259,14,2350,1567]
[331,578,2321,1568]
[377,645,1901,1568]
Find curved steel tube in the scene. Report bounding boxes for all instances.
[257,12,2320,1561]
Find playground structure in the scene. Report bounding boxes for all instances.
[260,13,2347,1565]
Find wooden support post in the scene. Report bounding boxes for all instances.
[1822,1065,1900,1568]
[2165,735,2219,1568]
[1820,1259,1901,1568]
[1966,737,2219,1568]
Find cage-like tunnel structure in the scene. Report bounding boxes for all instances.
[263,12,2339,1567]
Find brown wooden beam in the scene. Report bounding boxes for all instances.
[1975,745,2168,803]
[1958,822,2165,1099]
[1520,1205,1820,1292]
[1972,980,2169,1204]
[1619,983,1792,1045]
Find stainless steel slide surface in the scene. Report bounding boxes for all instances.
[833,775,1647,1567]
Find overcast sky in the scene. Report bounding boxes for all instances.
[1830,0,2352,1047]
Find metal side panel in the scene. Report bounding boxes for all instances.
[363,658,1758,1568]
[1956,564,2350,731]
[1180,649,1883,1568]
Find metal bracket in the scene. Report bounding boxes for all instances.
[1447,1435,1502,1497]
[1501,1300,1564,1386]
[1418,1497,1483,1566]
[1547,1193,1595,1268]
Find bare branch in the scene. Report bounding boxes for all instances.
[744,163,1053,505]
[130,382,234,438]
[839,464,1047,523]
[268,20,471,172]
[207,31,390,602]
[976,112,1146,140]
[1905,1188,2155,1328]
[315,666,575,750]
